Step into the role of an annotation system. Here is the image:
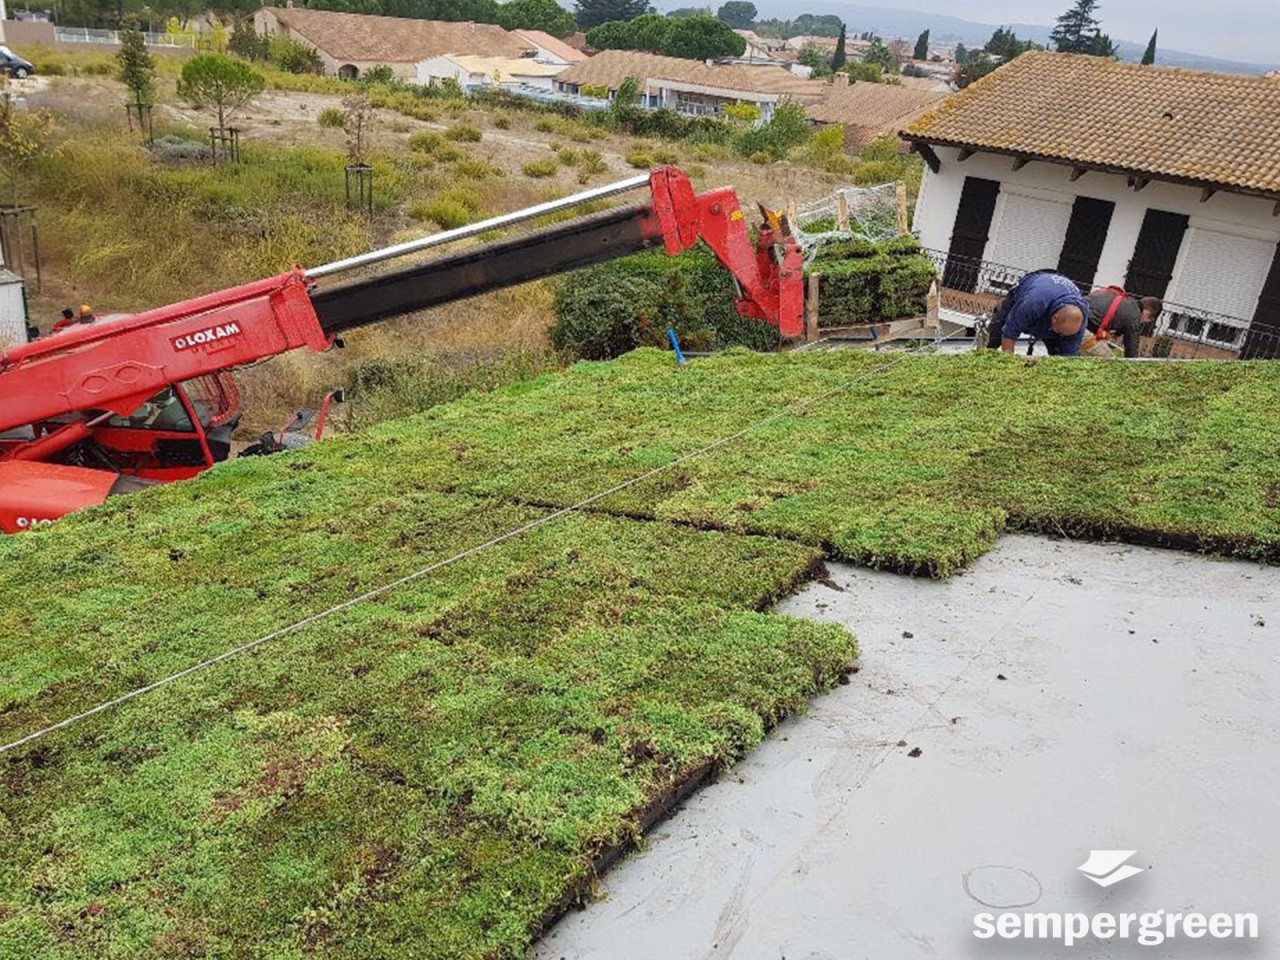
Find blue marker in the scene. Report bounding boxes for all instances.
[667,327,686,366]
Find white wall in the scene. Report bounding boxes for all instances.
[914,146,1280,320]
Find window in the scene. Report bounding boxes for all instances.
[987,192,1074,276]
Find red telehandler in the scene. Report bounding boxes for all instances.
[0,168,803,533]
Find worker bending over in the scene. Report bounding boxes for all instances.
[986,270,1089,356]
[1086,289,1162,358]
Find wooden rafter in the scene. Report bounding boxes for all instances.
[957,147,975,162]
[1200,187,1217,203]
[1011,156,1030,171]
[1069,166,1088,182]
[910,141,942,174]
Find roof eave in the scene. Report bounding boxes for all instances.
[899,134,1280,206]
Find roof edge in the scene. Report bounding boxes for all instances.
[898,133,1280,206]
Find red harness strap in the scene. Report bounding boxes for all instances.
[1095,286,1129,336]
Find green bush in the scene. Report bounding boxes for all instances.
[576,149,608,184]
[557,148,579,166]
[492,113,512,129]
[626,150,654,170]
[445,123,482,142]
[523,157,559,178]
[735,98,810,161]
[452,157,504,179]
[808,236,937,327]
[409,197,473,229]
[316,107,345,128]
[551,247,782,360]
[268,34,322,74]
[408,131,462,161]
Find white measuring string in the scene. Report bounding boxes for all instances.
[0,357,904,757]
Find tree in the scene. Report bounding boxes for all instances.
[831,23,847,70]
[863,38,895,72]
[269,35,323,73]
[1089,31,1118,57]
[228,20,270,61]
[116,17,156,107]
[342,93,372,166]
[177,54,265,130]
[985,26,1039,59]
[497,0,576,37]
[955,53,998,88]
[913,28,929,61]
[714,1,756,29]
[797,45,832,78]
[574,0,649,30]
[954,42,969,64]
[846,61,883,83]
[1050,0,1103,54]
[662,15,746,59]
[669,6,711,16]
[1141,28,1157,65]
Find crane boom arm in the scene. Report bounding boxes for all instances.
[0,168,802,437]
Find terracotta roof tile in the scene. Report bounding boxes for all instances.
[556,49,826,102]
[905,51,1280,196]
[513,29,588,64]
[807,80,946,132]
[260,7,531,64]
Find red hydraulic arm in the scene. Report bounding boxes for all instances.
[0,167,802,449]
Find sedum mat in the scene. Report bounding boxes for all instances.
[3,349,1280,958]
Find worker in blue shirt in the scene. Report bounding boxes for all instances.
[985,270,1090,356]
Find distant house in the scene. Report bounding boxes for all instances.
[252,7,532,79]
[554,49,825,120]
[733,29,781,63]
[512,29,588,67]
[807,75,945,148]
[902,52,1280,356]
[784,35,839,55]
[416,54,561,91]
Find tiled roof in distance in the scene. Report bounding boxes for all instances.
[260,7,531,63]
[904,51,1280,196]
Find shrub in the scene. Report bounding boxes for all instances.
[735,98,810,161]
[625,150,654,170]
[445,123,482,142]
[317,107,345,128]
[652,147,680,165]
[576,149,608,184]
[453,157,504,179]
[749,150,771,165]
[362,64,396,85]
[409,198,472,229]
[268,35,322,74]
[534,118,556,133]
[408,131,462,161]
[557,148,578,166]
[522,158,558,178]
[550,247,781,360]
[797,123,856,174]
[492,113,511,129]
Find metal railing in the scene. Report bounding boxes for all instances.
[920,248,1277,360]
[54,27,197,48]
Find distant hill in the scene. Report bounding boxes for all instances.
[649,0,1279,75]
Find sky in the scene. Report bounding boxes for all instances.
[940,0,1278,63]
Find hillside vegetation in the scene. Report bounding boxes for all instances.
[3,349,1279,958]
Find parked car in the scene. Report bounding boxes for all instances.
[0,46,36,79]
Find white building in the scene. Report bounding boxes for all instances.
[903,52,1280,357]
[511,29,588,67]
[415,54,561,91]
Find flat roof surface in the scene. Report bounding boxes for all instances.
[535,535,1280,958]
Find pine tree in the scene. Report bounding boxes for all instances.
[831,23,847,70]
[1141,29,1157,65]
[574,0,650,30]
[116,17,155,107]
[913,29,929,61]
[1050,0,1102,54]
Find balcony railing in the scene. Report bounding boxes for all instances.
[919,248,1278,360]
